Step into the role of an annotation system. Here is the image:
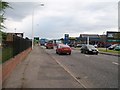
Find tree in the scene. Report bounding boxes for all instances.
[0,1,11,30]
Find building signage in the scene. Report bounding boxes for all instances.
[107,31,120,42]
[34,37,39,43]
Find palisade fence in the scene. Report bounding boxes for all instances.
[2,34,32,63]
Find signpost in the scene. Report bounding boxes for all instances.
[34,37,39,45]
[64,34,69,45]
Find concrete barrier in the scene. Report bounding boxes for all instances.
[2,47,32,83]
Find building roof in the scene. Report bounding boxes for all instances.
[80,34,99,38]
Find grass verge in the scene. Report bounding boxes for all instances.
[2,47,13,63]
[98,48,120,54]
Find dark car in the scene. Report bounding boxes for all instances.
[81,45,99,55]
[68,43,75,47]
[108,44,118,50]
[56,44,71,55]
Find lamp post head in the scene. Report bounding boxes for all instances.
[40,3,44,6]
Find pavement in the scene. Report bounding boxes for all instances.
[3,46,83,88]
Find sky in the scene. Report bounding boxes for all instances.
[2,0,119,39]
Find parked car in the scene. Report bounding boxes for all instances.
[114,45,120,51]
[68,43,75,47]
[81,45,99,55]
[94,44,98,48]
[56,44,71,55]
[105,44,112,48]
[46,42,54,49]
[108,44,118,50]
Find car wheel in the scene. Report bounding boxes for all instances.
[85,51,88,54]
[56,51,58,54]
[81,50,83,53]
[58,52,61,55]
[96,53,98,55]
[83,50,85,54]
[68,53,71,55]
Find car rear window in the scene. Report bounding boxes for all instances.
[58,45,70,48]
[87,45,95,49]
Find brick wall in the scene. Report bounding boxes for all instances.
[2,47,32,83]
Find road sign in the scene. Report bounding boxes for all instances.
[34,37,39,43]
[64,34,69,44]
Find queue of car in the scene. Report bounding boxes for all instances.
[43,41,72,55]
[42,40,119,56]
[43,40,99,55]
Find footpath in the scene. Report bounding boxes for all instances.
[3,46,83,88]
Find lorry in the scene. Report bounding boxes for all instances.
[40,38,48,46]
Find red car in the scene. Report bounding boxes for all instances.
[56,44,71,55]
[46,42,54,49]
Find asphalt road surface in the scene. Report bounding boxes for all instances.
[44,46,118,88]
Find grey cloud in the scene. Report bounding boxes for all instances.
[84,2,117,12]
[4,1,118,39]
[5,2,38,21]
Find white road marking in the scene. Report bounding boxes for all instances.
[50,55,87,88]
[112,62,119,65]
[85,55,90,57]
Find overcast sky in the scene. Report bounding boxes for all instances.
[2,0,119,39]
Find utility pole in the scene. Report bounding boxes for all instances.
[32,3,44,49]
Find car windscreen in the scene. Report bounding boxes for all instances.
[59,45,70,48]
[87,45,95,49]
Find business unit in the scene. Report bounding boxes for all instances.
[79,34,100,45]
[3,33,24,46]
[62,32,119,47]
[106,31,120,44]
[62,34,103,46]
[62,34,78,45]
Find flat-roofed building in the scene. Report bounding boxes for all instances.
[79,34,100,45]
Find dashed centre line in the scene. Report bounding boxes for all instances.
[112,62,119,65]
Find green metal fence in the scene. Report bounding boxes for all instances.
[2,34,32,63]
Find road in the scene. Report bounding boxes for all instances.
[3,46,118,88]
[44,46,118,88]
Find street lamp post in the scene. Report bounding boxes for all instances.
[32,3,44,49]
[87,36,89,45]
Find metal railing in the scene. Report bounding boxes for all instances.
[2,34,32,63]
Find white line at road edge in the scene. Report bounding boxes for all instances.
[112,62,119,65]
[48,55,87,88]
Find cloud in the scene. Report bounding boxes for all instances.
[3,0,118,39]
[4,2,39,21]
